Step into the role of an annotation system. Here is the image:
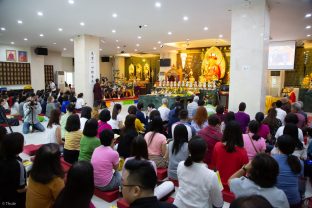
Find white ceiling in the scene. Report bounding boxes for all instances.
[0,0,311,57]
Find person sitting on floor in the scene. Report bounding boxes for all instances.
[47,109,63,149]
[97,109,112,138]
[230,195,274,208]
[80,106,92,131]
[118,115,138,159]
[136,102,148,126]
[75,93,85,111]
[108,103,124,134]
[0,98,19,126]
[128,105,145,133]
[122,159,177,208]
[60,104,75,139]
[235,102,250,134]
[23,94,45,133]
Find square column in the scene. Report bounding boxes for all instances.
[229,0,270,117]
[74,35,100,106]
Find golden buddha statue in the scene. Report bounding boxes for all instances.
[143,63,150,81]
[189,69,195,83]
[136,64,142,80]
[201,47,226,82]
[128,64,135,80]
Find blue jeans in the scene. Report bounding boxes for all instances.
[96,171,121,191]
[23,122,45,134]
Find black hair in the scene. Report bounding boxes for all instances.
[83,118,98,137]
[100,129,115,146]
[172,124,188,155]
[208,114,221,126]
[65,114,81,132]
[131,135,149,160]
[283,123,303,150]
[137,102,144,110]
[184,136,206,167]
[255,112,264,123]
[174,104,183,117]
[124,114,136,131]
[147,116,163,146]
[276,100,283,108]
[238,102,246,111]
[198,100,205,106]
[284,113,298,125]
[30,143,64,184]
[112,103,122,120]
[179,109,188,120]
[47,109,61,128]
[149,110,161,121]
[81,106,92,119]
[249,153,279,188]
[128,105,138,115]
[276,135,302,174]
[66,103,75,113]
[77,93,83,98]
[53,161,94,208]
[147,103,155,109]
[216,105,224,114]
[224,111,235,125]
[124,159,157,191]
[0,126,8,140]
[1,133,24,159]
[222,121,244,152]
[230,195,273,208]
[99,109,111,122]
[248,120,261,141]
[176,96,181,102]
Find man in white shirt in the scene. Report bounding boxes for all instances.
[49,80,57,93]
[158,98,170,122]
[187,96,199,119]
[275,100,286,125]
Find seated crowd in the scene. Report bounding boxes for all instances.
[1,89,312,208]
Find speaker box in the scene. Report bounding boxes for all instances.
[34,48,48,55]
[101,57,110,62]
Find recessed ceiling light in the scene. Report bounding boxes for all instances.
[37,11,43,16]
[183,16,189,21]
[10,42,15,45]
[305,13,311,18]
[99,48,103,51]
[204,26,208,31]
[68,0,74,4]
[63,48,67,51]
[0,27,5,31]
[307,34,311,37]
[153,47,157,50]
[116,40,119,42]
[186,38,190,41]
[39,34,44,37]
[117,46,120,49]
[136,43,140,47]
[137,36,142,39]
[70,38,74,42]
[306,25,311,29]
[112,29,116,33]
[80,22,85,26]
[24,38,28,41]
[17,20,23,24]
[112,13,118,18]
[168,31,172,35]
[144,24,148,27]
[53,42,56,45]
[101,40,106,43]
[58,28,63,31]
[155,2,161,8]
[219,34,223,38]
[134,49,138,52]
[157,41,161,44]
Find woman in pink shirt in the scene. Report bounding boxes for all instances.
[255,112,270,140]
[243,120,266,160]
[144,116,168,168]
[97,109,112,137]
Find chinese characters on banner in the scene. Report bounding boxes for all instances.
[89,51,96,84]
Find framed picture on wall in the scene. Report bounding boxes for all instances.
[6,50,16,62]
[18,51,28,62]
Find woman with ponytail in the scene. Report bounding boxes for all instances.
[173,136,223,208]
[243,120,266,160]
[255,112,270,140]
[273,135,303,207]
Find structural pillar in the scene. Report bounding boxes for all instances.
[74,35,100,106]
[228,0,270,117]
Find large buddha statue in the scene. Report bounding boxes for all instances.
[201,47,226,82]
[136,64,142,80]
[143,63,150,81]
[129,64,135,80]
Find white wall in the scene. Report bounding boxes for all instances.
[61,57,74,72]
[44,51,62,71]
[100,61,113,81]
[30,48,45,91]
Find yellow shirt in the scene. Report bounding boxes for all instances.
[135,118,145,132]
[64,130,83,150]
[26,176,64,208]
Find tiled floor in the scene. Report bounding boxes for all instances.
[5,104,236,207]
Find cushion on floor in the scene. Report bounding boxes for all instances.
[94,188,119,203]
[157,168,168,181]
[117,198,129,208]
[23,144,42,156]
[222,190,235,203]
[168,178,179,187]
[60,157,72,173]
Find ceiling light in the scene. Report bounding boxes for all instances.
[68,0,74,4]
[134,49,138,52]
[80,22,85,26]
[116,40,119,42]
[219,34,223,38]
[168,31,172,35]
[157,41,161,44]
[137,36,142,39]
[37,11,43,16]
[112,29,116,33]
[0,27,5,31]
[306,25,311,29]
[63,48,67,51]
[17,20,23,24]
[307,34,311,37]
[10,42,15,45]
[183,16,189,21]
[144,24,148,27]
[155,2,161,8]
[58,28,63,31]
[112,13,118,18]
[203,26,208,31]
[117,46,120,49]
[305,13,311,18]
[70,38,74,42]
[136,43,140,47]
[24,38,28,41]
[186,38,190,41]
[153,47,157,50]
[39,34,44,37]
[53,42,56,45]
[99,48,103,51]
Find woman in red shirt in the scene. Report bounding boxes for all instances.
[211,121,248,190]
